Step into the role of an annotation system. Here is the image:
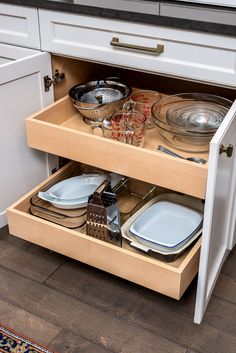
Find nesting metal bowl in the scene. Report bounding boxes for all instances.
[69,78,132,124]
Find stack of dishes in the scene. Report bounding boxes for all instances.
[32,172,125,229]
[151,93,232,152]
[38,174,108,209]
[122,193,204,262]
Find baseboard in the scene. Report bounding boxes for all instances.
[0,211,7,228]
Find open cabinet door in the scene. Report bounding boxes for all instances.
[0,45,55,227]
[227,166,236,250]
[194,100,236,324]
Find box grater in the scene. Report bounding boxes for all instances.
[86,179,121,246]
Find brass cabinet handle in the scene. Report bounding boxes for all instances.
[110,37,164,54]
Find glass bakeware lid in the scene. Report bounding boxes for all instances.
[129,200,203,250]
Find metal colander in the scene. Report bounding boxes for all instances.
[80,87,124,104]
[69,78,131,124]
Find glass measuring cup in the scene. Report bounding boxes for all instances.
[102,110,147,147]
[123,90,162,130]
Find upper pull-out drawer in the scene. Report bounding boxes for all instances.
[25,95,208,199]
[39,9,236,88]
[0,3,40,49]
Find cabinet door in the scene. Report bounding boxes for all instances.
[0,44,54,227]
[194,100,236,324]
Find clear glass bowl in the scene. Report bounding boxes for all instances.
[151,93,232,152]
[155,125,213,152]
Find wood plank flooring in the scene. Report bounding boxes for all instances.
[0,225,235,353]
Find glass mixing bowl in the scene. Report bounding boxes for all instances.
[165,93,231,133]
[151,93,232,152]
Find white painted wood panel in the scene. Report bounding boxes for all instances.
[0,3,40,49]
[194,99,236,323]
[174,0,236,7]
[39,10,236,88]
[0,45,54,227]
[0,43,39,65]
[73,0,159,14]
[160,3,236,24]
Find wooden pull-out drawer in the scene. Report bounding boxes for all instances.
[7,161,201,300]
[26,95,208,199]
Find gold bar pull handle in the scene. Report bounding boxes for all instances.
[110,37,164,54]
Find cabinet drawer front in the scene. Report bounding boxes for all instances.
[0,3,40,49]
[160,3,236,25]
[7,161,201,300]
[39,9,236,87]
[25,95,208,199]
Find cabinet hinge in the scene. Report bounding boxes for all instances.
[51,167,58,174]
[44,69,65,92]
[219,143,233,158]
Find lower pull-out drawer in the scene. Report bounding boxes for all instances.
[7,161,201,300]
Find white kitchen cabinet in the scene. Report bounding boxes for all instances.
[0,3,41,49]
[39,9,236,88]
[0,43,55,227]
[3,6,236,325]
[7,54,236,324]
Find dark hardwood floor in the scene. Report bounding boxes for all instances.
[0,225,235,353]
